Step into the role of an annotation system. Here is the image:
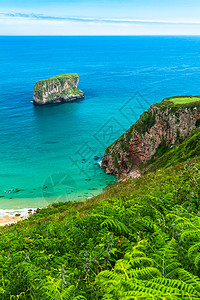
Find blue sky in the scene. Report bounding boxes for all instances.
[1,0,200,35]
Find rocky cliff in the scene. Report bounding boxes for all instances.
[102,96,200,177]
[33,73,84,105]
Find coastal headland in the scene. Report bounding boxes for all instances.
[102,95,200,177]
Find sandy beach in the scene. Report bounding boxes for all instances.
[0,216,28,227]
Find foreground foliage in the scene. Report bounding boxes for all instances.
[0,134,200,299]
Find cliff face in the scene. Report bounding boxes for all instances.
[102,97,200,177]
[33,73,84,105]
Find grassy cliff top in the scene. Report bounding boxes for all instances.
[153,95,200,110]
[169,96,200,104]
[47,73,79,81]
[35,73,79,87]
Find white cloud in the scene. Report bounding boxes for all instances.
[1,12,200,35]
[1,12,200,25]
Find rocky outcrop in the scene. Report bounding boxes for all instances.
[33,73,84,105]
[102,97,200,177]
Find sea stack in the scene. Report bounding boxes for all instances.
[33,73,84,105]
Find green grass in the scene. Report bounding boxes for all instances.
[153,96,200,111]
[48,73,79,80]
[72,87,83,94]
[147,129,200,173]
[35,74,79,89]
[47,73,79,85]
[169,96,200,104]
[0,131,199,299]
[134,111,156,136]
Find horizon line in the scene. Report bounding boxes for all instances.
[1,34,200,37]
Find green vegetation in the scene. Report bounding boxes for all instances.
[105,110,156,158]
[47,88,82,100]
[153,96,200,111]
[147,129,200,173]
[0,130,200,299]
[168,96,200,104]
[139,138,170,171]
[38,73,79,86]
[103,95,200,174]
[196,119,200,128]
[72,87,83,95]
[134,111,156,136]
[48,73,79,80]
[34,74,83,101]
[34,86,47,98]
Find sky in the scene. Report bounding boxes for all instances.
[1,0,200,35]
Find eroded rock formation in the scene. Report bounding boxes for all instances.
[33,73,84,105]
[102,97,200,176]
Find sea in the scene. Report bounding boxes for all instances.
[1,36,200,216]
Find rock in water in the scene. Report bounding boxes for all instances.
[33,73,84,105]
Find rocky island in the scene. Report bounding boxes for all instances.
[33,73,84,105]
[102,96,200,177]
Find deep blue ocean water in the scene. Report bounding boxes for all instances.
[1,36,200,214]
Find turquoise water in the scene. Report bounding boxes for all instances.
[1,36,200,213]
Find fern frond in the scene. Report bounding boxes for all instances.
[194,253,200,270]
[96,269,126,283]
[100,218,130,234]
[153,238,180,277]
[121,292,199,300]
[61,285,76,299]
[188,242,200,259]
[181,229,200,242]
[167,214,198,230]
[188,242,200,269]
[124,250,146,260]
[151,277,198,295]
[128,266,161,280]
[124,278,181,294]
[164,262,182,278]
[129,257,154,268]
[177,268,200,292]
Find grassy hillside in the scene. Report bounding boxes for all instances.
[0,131,200,299]
[144,129,200,173]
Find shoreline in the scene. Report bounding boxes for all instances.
[0,207,38,226]
[0,180,116,226]
[0,215,28,226]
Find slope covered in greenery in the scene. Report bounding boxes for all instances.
[0,131,199,299]
[145,129,200,173]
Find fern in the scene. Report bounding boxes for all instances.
[101,218,130,234]
[177,269,200,292]
[188,243,200,270]
[152,239,182,278]
[89,213,130,234]
[96,239,200,299]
